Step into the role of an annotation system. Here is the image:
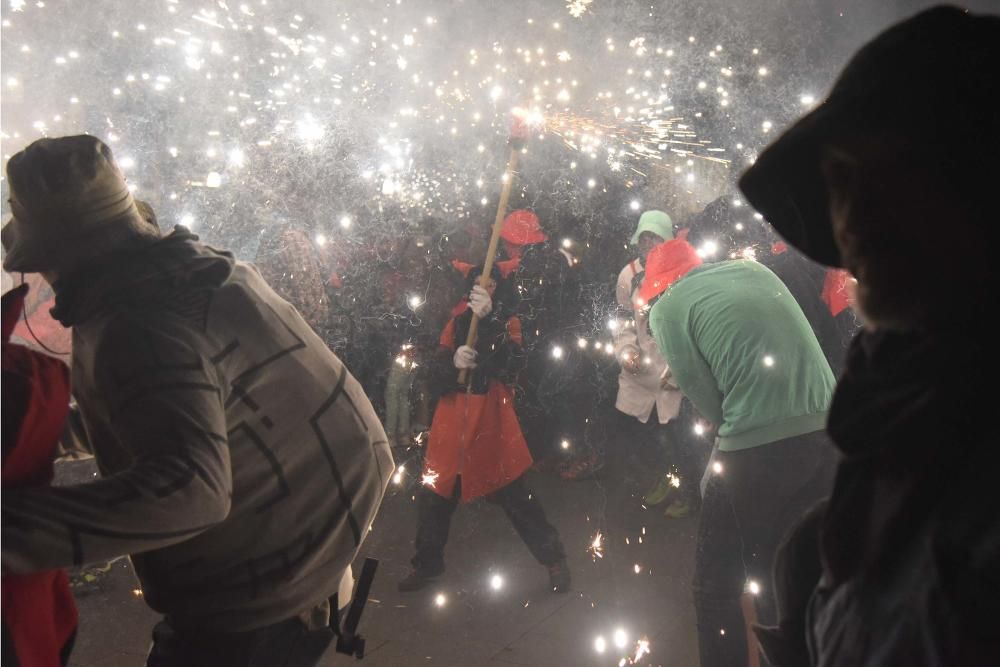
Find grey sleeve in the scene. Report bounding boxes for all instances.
[2,320,232,573]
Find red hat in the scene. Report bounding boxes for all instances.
[500,209,547,246]
[636,239,702,306]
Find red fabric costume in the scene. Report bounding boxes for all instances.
[2,284,77,667]
[422,302,532,502]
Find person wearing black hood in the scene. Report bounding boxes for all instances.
[499,209,595,472]
[0,135,393,666]
[739,7,999,665]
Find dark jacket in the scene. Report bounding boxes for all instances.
[761,248,848,375]
[809,329,999,665]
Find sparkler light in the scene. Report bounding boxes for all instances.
[421,467,439,488]
[587,531,605,560]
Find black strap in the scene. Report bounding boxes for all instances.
[331,558,379,659]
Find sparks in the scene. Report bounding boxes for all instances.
[588,531,605,560]
[421,468,439,488]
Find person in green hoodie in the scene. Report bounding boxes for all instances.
[639,238,837,667]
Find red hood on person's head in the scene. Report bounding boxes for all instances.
[636,239,702,307]
[500,209,547,246]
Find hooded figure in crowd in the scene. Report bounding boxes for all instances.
[740,6,1000,665]
[612,210,702,517]
[640,236,838,667]
[0,135,393,667]
[500,209,596,472]
[398,265,570,594]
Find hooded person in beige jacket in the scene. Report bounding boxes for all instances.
[1,135,393,666]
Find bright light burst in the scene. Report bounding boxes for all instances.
[421,467,439,488]
[587,531,605,560]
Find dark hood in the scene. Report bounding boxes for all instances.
[52,226,235,327]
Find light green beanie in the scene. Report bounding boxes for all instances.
[630,210,673,245]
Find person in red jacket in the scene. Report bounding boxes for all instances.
[397,267,570,594]
[2,284,78,667]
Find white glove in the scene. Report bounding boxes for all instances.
[469,285,492,318]
[453,345,478,369]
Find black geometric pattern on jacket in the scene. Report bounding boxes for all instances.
[55,286,377,587]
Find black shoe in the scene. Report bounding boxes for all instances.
[547,559,571,594]
[397,568,442,593]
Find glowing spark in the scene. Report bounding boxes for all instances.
[577,338,588,349]
[490,574,504,591]
[205,172,222,188]
[421,468,439,487]
[566,0,593,17]
[697,241,719,258]
[296,116,324,144]
[747,579,761,595]
[594,635,607,654]
[630,200,640,211]
[694,423,706,436]
[561,439,570,450]
[763,355,775,367]
[315,234,327,247]
[339,215,352,229]
[409,295,423,309]
[588,531,605,560]
[434,593,447,607]
[712,461,723,475]
[551,345,564,360]
[614,628,628,649]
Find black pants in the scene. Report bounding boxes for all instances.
[146,612,334,667]
[693,430,837,667]
[412,475,566,573]
[606,400,708,503]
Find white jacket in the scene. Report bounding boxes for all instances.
[613,259,682,424]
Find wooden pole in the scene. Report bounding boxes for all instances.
[457,147,520,385]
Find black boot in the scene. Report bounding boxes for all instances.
[397,567,443,593]
[547,559,571,593]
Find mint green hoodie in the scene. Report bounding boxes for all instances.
[649,260,834,451]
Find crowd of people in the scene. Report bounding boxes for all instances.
[2,5,998,667]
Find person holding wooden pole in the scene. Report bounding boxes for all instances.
[397,114,570,594]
